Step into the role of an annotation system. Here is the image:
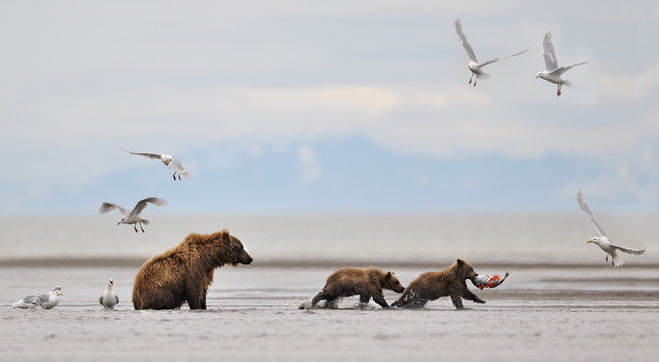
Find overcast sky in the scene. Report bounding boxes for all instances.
[1,0,658,214]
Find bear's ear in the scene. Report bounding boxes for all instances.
[456,258,465,265]
[220,230,231,243]
[385,271,392,279]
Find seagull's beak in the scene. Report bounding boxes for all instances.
[586,240,592,243]
[535,75,540,79]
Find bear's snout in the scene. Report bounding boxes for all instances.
[239,250,253,265]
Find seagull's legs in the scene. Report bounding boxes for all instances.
[469,73,474,85]
[133,224,138,233]
[606,255,609,262]
[172,172,176,181]
[557,84,562,97]
[473,75,478,87]
[178,173,181,181]
[139,223,145,233]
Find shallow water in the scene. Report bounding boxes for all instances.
[1,215,658,361]
[1,265,659,361]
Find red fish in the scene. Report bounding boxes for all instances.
[471,272,509,290]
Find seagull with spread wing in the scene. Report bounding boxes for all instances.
[99,197,167,233]
[454,19,528,87]
[121,148,190,181]
[577,189,645,267]
[536,32,588,97]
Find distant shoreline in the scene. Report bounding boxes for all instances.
[1,257,657,269]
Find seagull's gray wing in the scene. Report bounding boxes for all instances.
[130,197,168,216]
[455,19,477,62]
[115,295,119,304]
[120,148,162,160]
[549,61,588,76]
[577,189,606,236]
[21,295,40,305]
[542,32,558,71]
[611,244,645,255]
[99,202,128,216]
[167,157,191,178]
[478,49,529,67]
[99,296,103,305]
[36,294,50,305]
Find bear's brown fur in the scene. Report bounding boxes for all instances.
[305,267,405,309]
[392,259,485,309]
[132,229,252,310]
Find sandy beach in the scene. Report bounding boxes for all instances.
[1,263,658,362]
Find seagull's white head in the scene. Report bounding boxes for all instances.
[587,236,602,245]
[52,287,63,297]
[536,71,546,79]
[118,217,125,225]
[161,155,173,166]
[108,279,114,287]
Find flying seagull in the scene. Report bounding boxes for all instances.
[454,19,528,87]
[121,148,190,181]
[577,189,645,267]
[99,197,167,233]
[99,279,119,309]
[12,286,63,309]
[536,32,588,97]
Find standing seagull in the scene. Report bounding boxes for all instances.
[121,148,190,181]
[12,286,63,309]
[99,197,167,233]
[99,279,119,309]
[536,32,588,97]
[454,19,528,87]
[577,189,645,267]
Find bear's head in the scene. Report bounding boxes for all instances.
[455,258,478,281]
[381,271,405,293]
[229,234,253,265]
[213,230,253,266]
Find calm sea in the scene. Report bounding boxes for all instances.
[0,214,655,265]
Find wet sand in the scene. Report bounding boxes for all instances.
[1,265,658,361]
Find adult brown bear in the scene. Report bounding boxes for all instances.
[132,229,252,310]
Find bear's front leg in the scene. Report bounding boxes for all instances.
[450,294,464,309]
[200,291,207,310]
[370,290,390,309]
[462,289,485,304]
[184,285,203,310]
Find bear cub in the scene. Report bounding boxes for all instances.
[302,267,405,309]
[392,258,485,309]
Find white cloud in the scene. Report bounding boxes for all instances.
[1,0,659,207]
[297,144,322,180]
[2,82,658,194]
[596,64,659,102]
